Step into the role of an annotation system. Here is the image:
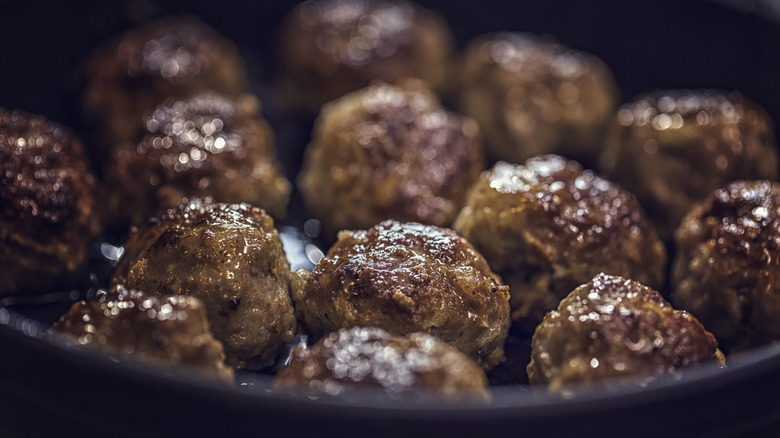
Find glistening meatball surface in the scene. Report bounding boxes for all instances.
[82,16,249,152]
[600,90,779,241]
[457,32,619,167]
[292,220,511,370]
[278,0,455,113]
[298,81,483,239]
[673,180,780,353]
[111,199,296,371]
[453,155,666,333]
[527,273,724,392]
[0,109,105,294]
[104,92,290,228]
[274,327,490,401]
[52,285,233,384]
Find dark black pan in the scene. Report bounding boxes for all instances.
[1,0,780,436]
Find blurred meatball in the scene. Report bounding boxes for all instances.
[278,0,455,113]
[0,109,105,295]
[274,327,489,401]
[298,80,483,239]
[82,16,249,153]
[111,198,296,371]
[600,90,779,241]
[456,32,619,167]
[527,273,725,392]
[52,285,233,384]
[673,180,780,353]
[453,155,666,333]
[292,220,510,369]
[104,92,290,229]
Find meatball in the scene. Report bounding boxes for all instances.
[453,155,667,333]
[673,180,780,353]
[298,80,484,239]
[292,219,511,370]
[274,327,490,401]
[0,109,105,295]
[111,198,296,371]
[104,92,291,228]
[278,0,455,113]
[456,32,619,167]
[600,90,779,241]
[527,273,725,393]
[82,16,249,153]
[52,285,233,384]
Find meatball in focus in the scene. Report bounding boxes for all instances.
[673,180,780,353]
[82,16,249,152]
[298,80,484,239]
[0,109,105,295]
[292,220,511,370]
[274,327,490,401]
[278,0,455,113]
[600,90,779,241]
[453,155,666,333]
[104,92,291,228]
[457,32,619,167]
[111,198,296,371]
[527,273,724,393]
[52,285,233,384]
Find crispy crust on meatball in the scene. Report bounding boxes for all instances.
[292,220,511,370]
[111,198,296,371]
[527,273,724,392]
[453,155,666,332]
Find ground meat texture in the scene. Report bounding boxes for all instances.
[0,109,105,294]
[456,32,619,168]
[292,220,511,370]
[453,155,667,333]
[274,327,490,401]
[298,81,484,240]
[278,0,455,113]
[82,16,249,154]
[673,180,780,353]
[52,285,233,384]
[111,198,296,371]
[527,273,725,393]
[103,92,291,229]
[600,90,779,242]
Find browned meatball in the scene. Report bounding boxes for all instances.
[0,109,105,294]
[104,92,291,228]
[527,273,725,393]
[292,219,511,370]
[111,198,296,371]
[82,16,249,152]
[456,32,619,167]
[673,180,780,353]
[52,285,233,384]
[298,80,484,240]
[274,327,490,401]
[278,0,455,113]
[453,155,667,333]
[600,90,779,241]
